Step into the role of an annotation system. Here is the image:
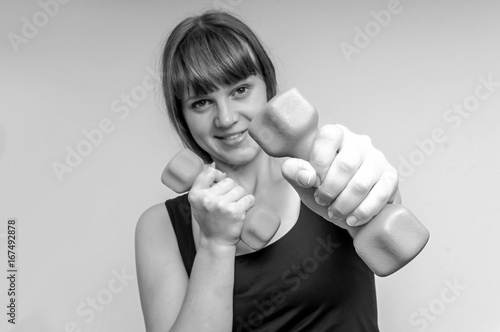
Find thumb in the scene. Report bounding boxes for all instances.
[281,158,319,189]
[281,158,351,231]
[192,165,226,190]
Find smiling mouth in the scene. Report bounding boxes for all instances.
[216,130,247,140]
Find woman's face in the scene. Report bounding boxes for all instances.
[182,75,268,167]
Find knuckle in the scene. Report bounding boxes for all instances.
[335,124,349,137]
[215,199,227,211]
[224,203,233,214]
[350,179,372,195]
[318,124,341,141]
[243,194,255,209]
[227,205,243,220]
[187,191,195,203]
[204,166,217,177]
[188,190,201,205]
[201,196,213,209]
[360,134,372,145]
[337,158,358,174]
[371,149,385,163]
[355,205,370,221]
[312,156,331,169]
[384,168,399,185]
[373,189,392,204]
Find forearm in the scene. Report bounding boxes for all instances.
[169,243,236,332]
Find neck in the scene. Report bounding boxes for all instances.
[214,150,285,196]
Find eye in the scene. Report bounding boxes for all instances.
[191,99,212,111]
[233,85,250,97]
[236,87,247,94]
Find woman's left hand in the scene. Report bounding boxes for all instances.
[281,124,399,227]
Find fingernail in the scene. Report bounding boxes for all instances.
[328,210,339,220]
[346,216,358,226]
[298,170,312,187]
[314,193,328,206]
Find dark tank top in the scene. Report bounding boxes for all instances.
[165,194,379,331]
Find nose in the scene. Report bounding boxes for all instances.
[214,100,238,128]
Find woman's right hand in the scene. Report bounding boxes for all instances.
[188,166,255,250]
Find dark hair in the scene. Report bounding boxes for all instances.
[161,10,277,163]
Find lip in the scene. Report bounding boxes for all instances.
[215,130,248,144]
[215,129,247,140]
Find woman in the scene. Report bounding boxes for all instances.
[135,10,399,331]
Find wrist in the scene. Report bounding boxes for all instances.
[198,236,237,257]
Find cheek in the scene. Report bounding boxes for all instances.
[248,95,268,117]
[254,83,269,106]
[183,110,198,131]
[184,112,211,142]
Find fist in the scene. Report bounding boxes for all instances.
[188,166,255,248]
[282,124,399,227]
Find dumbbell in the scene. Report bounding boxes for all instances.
[248,88,430,276]
[161,149,281,250]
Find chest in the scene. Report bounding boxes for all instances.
[192,182,302,255]
[231,204,378,331]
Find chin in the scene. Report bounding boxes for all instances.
[221,148,262,167]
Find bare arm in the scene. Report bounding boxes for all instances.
[170,240,236,331]
[135,203,188,331]
[136,166,254,331]
[135,203,236,332]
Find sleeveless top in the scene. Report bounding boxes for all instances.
[165,194,379,331]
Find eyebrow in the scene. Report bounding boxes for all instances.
[182,86,209,104]
[183,93,206,104]
[182,76,254,104]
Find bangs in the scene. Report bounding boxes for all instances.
[173,29,261,99]
[161,10,277,164]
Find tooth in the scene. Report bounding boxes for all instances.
[226,133,241,140]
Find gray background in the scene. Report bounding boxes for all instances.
[1,0,499,331]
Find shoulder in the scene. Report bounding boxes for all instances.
[136,193,189,232]
[135,200,188,283]
[139,201,170,221]
[135,202,171,239]
[135,201,180,261]
[135,197,191,257]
